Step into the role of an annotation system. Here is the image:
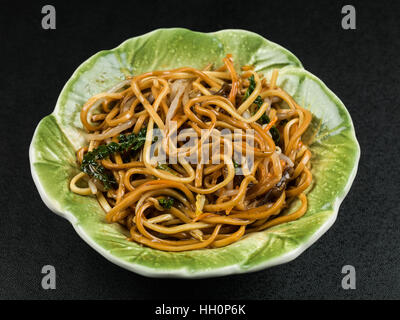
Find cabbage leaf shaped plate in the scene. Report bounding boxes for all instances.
[30,28,360,278]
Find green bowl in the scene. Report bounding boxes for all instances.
[29,28,360,278]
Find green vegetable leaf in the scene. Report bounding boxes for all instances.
[156,163,178,176]
[80,128,147,190]
[243,76,280,145]
[117,128,147,151]
[158,197,174,209]
[269,127,280,144]
[81,160,116,190]
[257,113,270,125]
[255,113,280,145]
[243,75,256,101]
[254,96,263,107]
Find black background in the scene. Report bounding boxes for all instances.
[1,0,399,300]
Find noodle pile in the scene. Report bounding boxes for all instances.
[70,55,312,251]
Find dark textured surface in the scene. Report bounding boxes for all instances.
[0,0,399,300]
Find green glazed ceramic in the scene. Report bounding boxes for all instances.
[29,28,360,278]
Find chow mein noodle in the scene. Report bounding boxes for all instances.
[70,55,312,251]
